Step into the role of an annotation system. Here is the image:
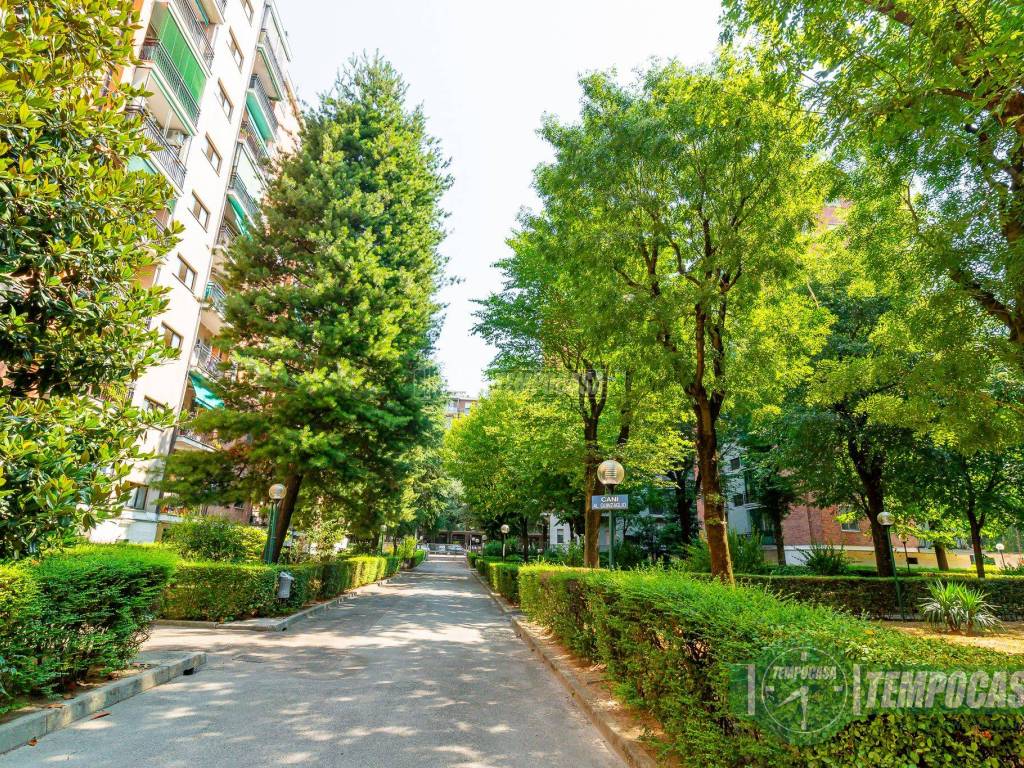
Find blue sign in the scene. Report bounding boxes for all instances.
[591,494,628,510]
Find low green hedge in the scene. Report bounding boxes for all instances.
[410,550,426,568]
[1,545,176,714]
[161,553,419,622]
[731,573,1024,620]
[520,566,1024,767]
[474,557,520,603]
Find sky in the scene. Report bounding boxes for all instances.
[277,0,722,397]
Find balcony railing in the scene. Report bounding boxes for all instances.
[204,280,227,315]
[169,0,215,66]
[128,105,187,188]
[239,116,271,166]
[229,172,261,221]
[258,26,287,95]
[154,207,171,232]
[191,339,235,379]
[140,39,201,124]
[215,223,236,250]
[177,421,215,448]
[248,75,278,133]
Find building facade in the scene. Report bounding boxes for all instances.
[92,0,301,543]
[444,391,477,429]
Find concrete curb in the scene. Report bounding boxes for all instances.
[467,564,660,768]
[0,651,206,756]
[510,618,660,768]
[154,575,399,633]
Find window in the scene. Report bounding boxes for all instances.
[228,31,243,69]
[242,0,254,22]
[175,256,197,291]
[202,135,222,173]
[841,520,860,533]
[127,485,150,510]
[161,323,183,351]
[729,456,742,471]
[190,193,210,229]
[556,532,565,544]
[217,82,233,119]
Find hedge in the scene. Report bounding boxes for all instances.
[731,573,1024,621]
[519,566,1024,767]
[1,545,176,714]
[161,553,419,622]
[473,556,520,604]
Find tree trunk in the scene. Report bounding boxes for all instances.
[270,473,303,563]
[845,427,893,577]
[967,509,986,579]
[934,543,950,571]
[669,463,697,547]
[583,454,600,567]
[520,515,530,561]
[773,512,786,566]
[694,396,733,583]
[867,514,894,578]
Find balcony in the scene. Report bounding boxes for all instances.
[176,421,216,450]
[127,105,187,189]
[239,116,271,166]
[168,0,215,66]
[228,172,261,221]
[247,75,279,134]
[191,339,235,380]
[154,207,171,233]
[139,39,201,124]
[257,25,287,95]
[204,280,227,315]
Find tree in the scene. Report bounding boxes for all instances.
[0,1,176,558]
[159,56,449,562]
[476,209,684,566]
[535,58,829,581]
[724,0,1024,374]
[740,431,797,566]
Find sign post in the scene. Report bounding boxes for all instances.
[596,460,626,569]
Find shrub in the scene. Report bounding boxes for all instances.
[474,557,520,603]
[800,543,851,575]
[410,550,426,568]
[678,531,768,574]
[161,561,276,622]
[519,565,1024,767]
[482,540,506,558]
[320,559,354,598]
[161,516,265,563]
[921,581,1001,635]
[611,540,647,569]
[395,536,418,561]
[1,545,176,713]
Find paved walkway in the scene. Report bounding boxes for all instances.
[3,556,620,768]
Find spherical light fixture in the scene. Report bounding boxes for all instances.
[269,483,286,500]
[597,459,625,486]
[876,511,894,527]
[500,524,510,535]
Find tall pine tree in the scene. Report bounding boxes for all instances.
[161,56,449,561]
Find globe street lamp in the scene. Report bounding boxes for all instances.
[597,459,625,569]
[996,542,1007,569]
[877,511,906,620]
[379,523,387,555]
[500,523,510,561]
[262,483,286,564]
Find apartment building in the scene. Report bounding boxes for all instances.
[91,0,301,544]
[444,391,477,429]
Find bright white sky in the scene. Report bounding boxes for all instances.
[277,1,722,397]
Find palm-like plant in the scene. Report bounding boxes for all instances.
[920,581,1000,635]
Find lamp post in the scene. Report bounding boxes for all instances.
[500,523,510,561]
[877,511,906,620]
[379,523,387,555]
[262,483,286,564]
[597,459,625,569]
[996,542,1007,569]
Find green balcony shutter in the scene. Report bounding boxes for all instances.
[158,12,206,100]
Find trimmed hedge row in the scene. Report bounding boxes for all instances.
[472,556,520,604]
[519,566,1024,767]
[1,546,176,715]
[160,554,412,622]
[731,573,1024,620]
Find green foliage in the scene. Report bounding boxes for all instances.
[800,543,851,576]
[474,557,521,603]
[921,581,1001,635]
[678,532,768,575]
[481,540,508,558]
[610,540,647,570]
[519,565,1023,766]
[0,1,179,558]
[159,54,449,559]
[395,536,419,562]
[1,545,175,713]
[161,517,265,563]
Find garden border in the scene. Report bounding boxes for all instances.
[0,651,206,755]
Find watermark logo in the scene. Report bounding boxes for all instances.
[731,643,1024,744]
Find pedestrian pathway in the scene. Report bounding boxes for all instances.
[2,556,621,767]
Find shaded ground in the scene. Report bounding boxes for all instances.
[883,620,1024,655]
[2,556,620,768]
